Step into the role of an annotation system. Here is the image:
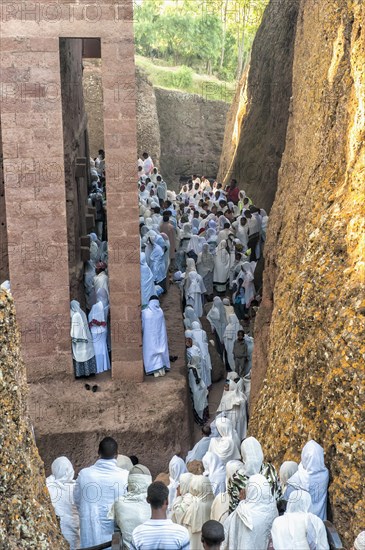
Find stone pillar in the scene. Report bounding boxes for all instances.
[0,39,73,382]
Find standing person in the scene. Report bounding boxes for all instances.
[245,211,260,262]
[196,243,215,298]
[46,457,80,550]
[88,300,110,373]
[202,452,226,497]
[168,455,189,513]
[74,437,129,548]
[222,474,278,550]
[213,240,230,293]
[70,300,97,378]
[206,297,228,359]
[186,426,213,464]
[186,271,206,318]
[180,475,214,550]
[156,175,168,204]
[93,262,109,302]
[160,211,177,269]
[233,330,250,377]
[142,152,154,176]
[191,321,212,389]
[140,252,156,307]
[186,332,209,426]
[223,314,241,371]
[142,296,170,377]
[131,482,190,550]
[226,179,240,205]
[148,234,167,294]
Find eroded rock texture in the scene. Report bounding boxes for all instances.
[249,0,365,543]
[0,290,67,549]
[218,0,300,212]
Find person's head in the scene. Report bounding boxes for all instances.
[217,183,223,189]
[243,197,249,205]
[154,472,170,485]
[157,175,162,182]
[138,165,143,173]
[162,212,170,223]
[185,337,193,348]
[240,216,247,226]
[211,205,217,214]
[187,460,204,475]
[98,437,118,459]
[98,149,105,159]
[237,330,245,341]
[193,210,200,218]
[244,210,252,219]
[230,178,237,188]
[153,206,160,214]
[235,252,242,262]
[153,167,158,174]
[129,455,139,466]
[194,182,200,190]
[145,177,151,184]
[142,152,148,159]
[214,190,220,199]
[202,425,212,437]
[223,222,230,230]
[201,520,225,549]
[95,261,107,275]
[147,481,169,510]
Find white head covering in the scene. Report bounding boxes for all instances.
[240,437,264,476]
[208,417,240,464]
[279,461,298,492]
[50,456,75,484]
[180,475,214,534]
[207,297,228,342]
[70,300,95,363]
[168,455,188,510]
[187,235,206,255]
[1,280,11,292]
[202,451,226,496]
[354,532,365,550]
[116,455,133,471]
[288,440,329,520]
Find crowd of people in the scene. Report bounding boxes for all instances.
[41,154,364,549]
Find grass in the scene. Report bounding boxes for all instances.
[135,55,236,103]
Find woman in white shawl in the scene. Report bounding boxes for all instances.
[142,296,170,377]
[271,490,329,550]
[216,380,247,441]
[213,240,230,292]
[168,455,188,514]
[186,331,209,425]
[279,461,298,495]
[191,321,212,389]
[208,417,241,465]
[223,314,241,371]
[205,227,218,254]
[181,475,214,550]
[202,452,226,497]
[187,235,206,257]
[88,301,110,373]
[70,300,97,378]
[222,474,278,550]
[184,305,202,330]
[172,472,194,525]
[186,271,206,318]
[237,261,256,308]
[210,460,243,524]
[183,258,197,303]
[140,252,156,307]
[196,243,215,296]
[46,457,80,549]
[206,297,228,359]
[112,465,152,549]
[286,440,329,520]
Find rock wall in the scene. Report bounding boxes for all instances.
[218,0,300,213]
[0,290,67,548]
[155,88,229,189]
[248,0,365,543]
[136,67,161,166]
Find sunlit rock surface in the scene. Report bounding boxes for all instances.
[0,290,67,549]
[248,0,364,543]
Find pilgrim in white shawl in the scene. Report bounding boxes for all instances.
[196,243,215,296]
[286,440,329,520]
[140,252,156,307]
[186,331,209,425]
[279,461,298,495]
[171,472,194,525]
[93,261,109,300]
[186,271,206,318]
[70,300,97,378]
[271,490,329,550]
[213,240,230,292]
[186,425,213,464]
[142,296,170,377]
[216,380,247,441]
[74,437,129,549]
[111,465,153,549]
[208,417,241,466]
[180,475,214,550]
[206,297,228,359]
[233,330,250,377]
[222,474,278,550]
[202,452,226,497]
[223,314,241,371]
[184,304,202,330]
[88,300,110,373]
[191,321,212,389]
[168,455,188,514]
[210,460,243,524]
[46,457,80,550]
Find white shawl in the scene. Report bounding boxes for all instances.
[70,300,95,363]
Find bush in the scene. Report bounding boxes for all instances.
[171,65,193,90]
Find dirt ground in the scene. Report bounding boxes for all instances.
[30,283,225,478]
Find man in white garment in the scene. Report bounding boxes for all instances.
[185,425,213,464]
[93,262,109,302]
[142,152,154,176]
[74,437,129,548]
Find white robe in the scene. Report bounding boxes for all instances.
[213,240,230,288]
[142,299,170,374]
[216,381,247,441]
[191,322,212,388]
[186,436,212,464]
[88,301,110,373]
[93,271,109,302]
[223,314,241,370]
[202,451,226,497]
[187,346,209,420]
[140,252,156,306]
[74,459,128,548]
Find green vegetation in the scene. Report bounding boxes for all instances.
[134,0,269,82]
[136,55,236,102]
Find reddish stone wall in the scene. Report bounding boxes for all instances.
[0,123,9,283]
[0,1,142,382]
